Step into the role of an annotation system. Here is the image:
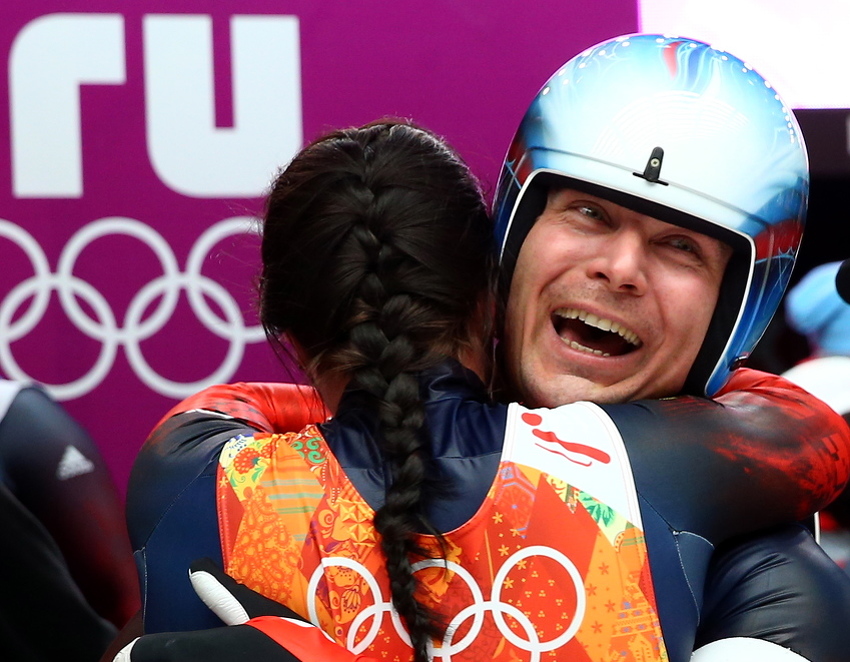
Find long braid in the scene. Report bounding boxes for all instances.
[347,213,445,661]
[260,120,494,661]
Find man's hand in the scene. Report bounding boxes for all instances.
[112,559,376,662]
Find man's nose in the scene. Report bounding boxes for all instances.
[587,231,647,294]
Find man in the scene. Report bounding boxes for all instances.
[501,187,732,407]
[491,33,850,661]
[113,34,850,662]
[498,185,850,662]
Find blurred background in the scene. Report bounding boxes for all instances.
[1,0,847,495]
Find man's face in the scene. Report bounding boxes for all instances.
[503,188,732,407]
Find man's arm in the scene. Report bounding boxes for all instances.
[602,368,850,541]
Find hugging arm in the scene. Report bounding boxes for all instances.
[600,368,850,661]
[126,382,328,634]
[603,368,850,541]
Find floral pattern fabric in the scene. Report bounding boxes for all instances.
[218,416,668,662]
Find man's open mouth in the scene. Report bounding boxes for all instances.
[552,307,642,357]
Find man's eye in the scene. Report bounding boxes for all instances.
[667,236,700,256]
[575,204,604,220]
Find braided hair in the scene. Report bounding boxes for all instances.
[259,120,494,661]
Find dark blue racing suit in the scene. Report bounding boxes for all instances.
[0,380,140,661]
[127,362,850,661]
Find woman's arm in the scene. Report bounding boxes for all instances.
[151,382,328,433]
[127,382,328,634]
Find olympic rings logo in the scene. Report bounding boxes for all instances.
[306,545,586,661]
[0,216,265,400]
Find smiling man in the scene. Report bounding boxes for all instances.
[493,33,850,662]
[504,187,732,407]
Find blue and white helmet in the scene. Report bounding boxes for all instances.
[494,34,808,397]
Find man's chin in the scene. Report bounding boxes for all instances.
[520,373,635,408]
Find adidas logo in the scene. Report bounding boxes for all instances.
[56,445,96,480]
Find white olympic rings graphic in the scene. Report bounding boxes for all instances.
[305,545,586,661]
[0,216,265,400]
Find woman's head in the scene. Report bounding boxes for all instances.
[258,119,494,661]
[260,120,494,399]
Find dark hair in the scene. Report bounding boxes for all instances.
[259,119,494,660]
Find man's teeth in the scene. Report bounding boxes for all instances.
[554,308,642,347]
[567,340,610,356]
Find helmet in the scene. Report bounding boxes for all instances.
[494,33,808,397]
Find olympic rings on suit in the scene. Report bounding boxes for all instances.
[0,216,264,400]
[305,545,585,661]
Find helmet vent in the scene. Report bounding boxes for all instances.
[633,146,669,186]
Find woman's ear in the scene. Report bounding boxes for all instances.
[286,335,310,373]
[455,292,496,388]
[287,335,347,415]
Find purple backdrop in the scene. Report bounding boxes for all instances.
[0,1,638,493]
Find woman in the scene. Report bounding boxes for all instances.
[121,120,849,662]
